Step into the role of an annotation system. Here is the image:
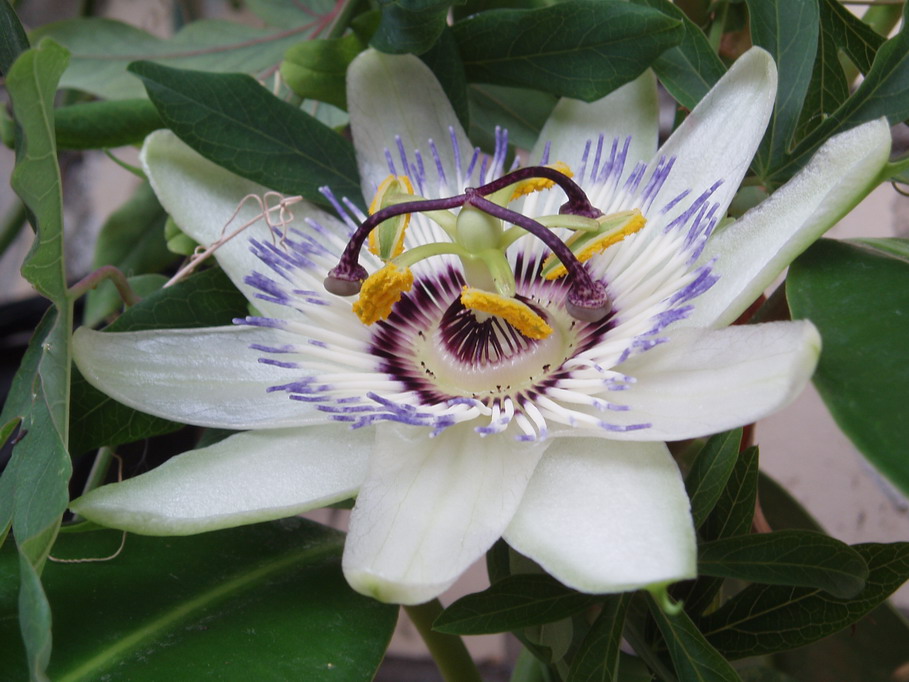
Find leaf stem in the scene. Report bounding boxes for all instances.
[68,265,142,307]
[326,0,364,40]
[403,600,483,682]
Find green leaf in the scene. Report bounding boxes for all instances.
[0,0,29,76]
[849,236,909,261]
[2,38,73,680]
[702,446,759,542]
[566,594,629,682]
[646,593,741,682]
[771,2,909,184]
[795,0,884,140]
[787,238,909,497]
[756,474,909,682]
[433,574,597,635]
[684,429,743,530]
[681,446,759,617]
[467,83,556,154]
[420,26,470,129]
[746,0,819,173]
[700,543,909,659]
[0,521,397,681]
[631,0,726,111]
[31,15,335,100]
[280,34,365,110]
[128,61,362,209]
[68,267,250,456]
[54,99,163,150]
[83,183,175,327]
[371,0,456,55]
[698,531,868,598]
[772,599,909,682]
[452,1,684,102]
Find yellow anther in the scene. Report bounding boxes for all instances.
[352,263,414,325]
[368,175,415,260]
[460,287,553,340]
[510,162,574,201]
[544,209,647,280]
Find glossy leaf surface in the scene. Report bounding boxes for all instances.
[701,543,909,659]
[698,530,868,598]
[452,1,684,101]
[129,61,362,208]
[787,238,909,497]
[646,594,741,682]
[684,429,742,530]
[433,574,597,635]
[0,522,398,681]
[631,0,725,110]
[1,39,73,680]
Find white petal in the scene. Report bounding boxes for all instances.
[342,422,548,604]
[73,326,324,429]
[531,70,659,172]
[70,425,369,534]
[648,47,776,223]
[558,322,820,441]
[688,118,892,328]
[141,130,345,316]
[347,49,471,199]
[505,439,696,593]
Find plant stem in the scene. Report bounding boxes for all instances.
[326,0,363,39]
[404,600,483,682]
[68,265,142,306]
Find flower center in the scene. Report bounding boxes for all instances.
[324,165,648,335]
[422,294,568,396]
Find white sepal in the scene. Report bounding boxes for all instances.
[689,118,892,328]
[73,326,327,429]
[70,425,370,534]
[342,422,548,604]
[505,439,696,593]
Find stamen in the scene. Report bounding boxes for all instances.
[465,191,612,322]
[543,209,647,279]
[509,162,574,200]
[368,175,415,260]
[352,263,414,324]
[460,287,553,340]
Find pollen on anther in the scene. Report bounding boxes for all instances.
[510,161,574,201]
[460,287,553,340]
[352,263,414,325]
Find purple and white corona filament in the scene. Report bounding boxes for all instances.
[237,125,720,442]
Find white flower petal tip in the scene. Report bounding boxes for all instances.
[347,49,470,199]
[72,326,326,429]
[597,321,822,442]
[70,426,370,535]
[692,117,893,328]
[505,441,697,594]
[648,46,777,224]
[342,424,548,605]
